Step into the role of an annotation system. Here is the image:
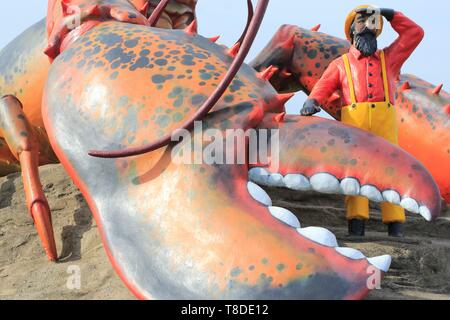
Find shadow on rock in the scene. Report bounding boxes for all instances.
[0,173,19,209]
[58,197,93,262]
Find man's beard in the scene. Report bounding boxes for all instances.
[354,29,378,56]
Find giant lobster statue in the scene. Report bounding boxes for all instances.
[0,0,446,299]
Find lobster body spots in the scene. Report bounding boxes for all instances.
[0,19,57,174]
[252,24,450,204]
[396,75,450,203]
[0,19,49,130]
[43,21,376,299]
[46,21,277,149]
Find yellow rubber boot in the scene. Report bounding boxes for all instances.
[381,202,406,224]
[346,196,370,220]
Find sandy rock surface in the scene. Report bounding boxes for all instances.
[1,164,449,300]
[0,165,133,300]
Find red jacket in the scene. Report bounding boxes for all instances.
[309,12,424,106]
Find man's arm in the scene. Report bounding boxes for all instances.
[301,60,341,116]
[384,11,425,74]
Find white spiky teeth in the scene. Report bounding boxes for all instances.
[382,190,401,205]
[360,185,383,202]
[248,168,433,221]
[268,206,301,228]
[340,178,360,195]
[247,181,272,206]
[335,246,392,272]
[248,167,270,185]
[336,248,392,272]
[400,197,419,214]
[284,174,311,191]
[267,173,284,187]
[245,174,393,274]
[335,247,365,260]
[367,255,392,272]
[297,227,338,247]
[310,173,341,194]
[419,206,432,221]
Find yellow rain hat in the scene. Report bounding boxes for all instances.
[345,5,384,41]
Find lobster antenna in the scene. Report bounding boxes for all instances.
[89,0,270,159]
[236,0,255,45]
[148,0,171,27]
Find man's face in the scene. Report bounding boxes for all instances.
[352,13,379,56]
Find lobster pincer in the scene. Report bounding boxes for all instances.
[0,95,57,261]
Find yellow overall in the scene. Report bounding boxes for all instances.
[341,51,405,224]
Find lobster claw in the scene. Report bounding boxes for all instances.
[20,151,58,262]
[0,95,58,261]
[31,202,58,261]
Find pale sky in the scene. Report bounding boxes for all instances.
[1,1,448,117]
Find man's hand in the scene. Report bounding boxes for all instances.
[355,7,395,21]
[379,8,395,21]
[301,99,321,116]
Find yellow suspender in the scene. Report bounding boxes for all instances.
[380,50,390,104]
[342,54,357,104]
[343,51,390,104]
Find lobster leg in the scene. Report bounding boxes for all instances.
[0,95,57,261]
